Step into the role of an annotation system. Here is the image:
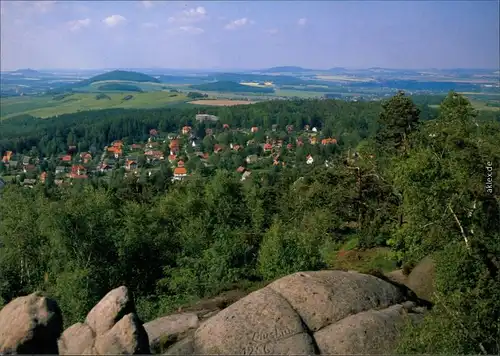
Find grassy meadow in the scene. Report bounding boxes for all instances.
[0,91,188,119]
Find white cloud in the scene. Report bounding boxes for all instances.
[297,18,307,26]
[168,6,206,24]
[103,14,126,27]
[141,1,153,9]
[68,18,91,32]
[225,18,252,30]
[142,22,158,29]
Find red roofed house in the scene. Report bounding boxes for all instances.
[130,143,143,150]
[125,160,138,171]
[173,167,188,181]
[232,144,242,151]
[263,143,273,152]
[214,144,223,153]
[168,154,177,163]
[251,127,259,133]
[321,138,337,145]
[296,139,304,147]
[177,160,185,168]
[236,166,246,173]
[107,146,123,158]
[112,140,124,148]
[61,155,72,162]
[287,143,293,150]
[182,126,192,135]
[2,151,13,163]
[70,165,88,179]
[99,163,112,173]
[223,124,230,129]
[40,171,48,183]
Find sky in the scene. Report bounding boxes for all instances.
[0,0,499,71]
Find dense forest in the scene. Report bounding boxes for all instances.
[0,92,499,354]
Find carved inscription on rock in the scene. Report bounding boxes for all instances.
[242,325,295,354]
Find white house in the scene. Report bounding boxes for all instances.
[306,155,314,165]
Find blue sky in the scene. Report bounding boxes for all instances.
[1,1,498,70]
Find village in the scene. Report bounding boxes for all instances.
[0,114,342,188]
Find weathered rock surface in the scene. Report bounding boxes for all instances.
[163,334,195,355]
[314,302,424,354]
[189,270,427,355]
[407,256,436,302]
[267,270,406,332]
[0,292,63,354]
[59,286,150,355]
[57,322,94,355]
[194,286,317,354]
[144,313,199,353]
[85,286,135,336]
[93,313,150,355]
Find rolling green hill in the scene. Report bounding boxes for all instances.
[0,91,188,119]
[190,81,275,93]
[82,70,160,84]
[52,70,161,93]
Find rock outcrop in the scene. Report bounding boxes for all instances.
[143,312,199,353]
[58,286,150,355]
[0,292,63,354]
[406,256,436,302]
[166,270,429,355]
[0,270,429,355]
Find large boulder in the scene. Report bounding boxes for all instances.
[314,302,422,354]
[85,286,135,336]
[194,287,317,354]
[143,313,199,353]
[0,292,63,354]
[192,270,427,355]
[407,256,436,302]
[58,286,150,355]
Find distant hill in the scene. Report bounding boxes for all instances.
[12,68,42,75]
[80,70,160,85]
[54,70,160,92]
[261,66,313,73]
[190,81,275,93]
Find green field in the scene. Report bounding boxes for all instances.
[0,92,189,119]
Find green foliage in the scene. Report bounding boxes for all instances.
[97,83,143,92]
[0,92,498,348]
[376,90,420,156]
[187,92,208,99]
[397,237,500,354]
